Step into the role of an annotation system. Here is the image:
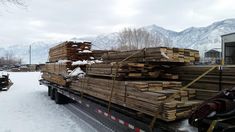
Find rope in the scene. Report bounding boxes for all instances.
[149,65,218,129]
[80,77,85,98]
[108,64,119,112]
[219,66,222,91]
[207,120,218,132]
[80,65,89,98]
[107,48,146,112]
[120,48,146,63]
[124,82,127,103]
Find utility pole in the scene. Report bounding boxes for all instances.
[29,45,31,65]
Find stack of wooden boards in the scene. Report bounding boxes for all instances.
[71,77,200,121]
[86,63,162,79]
[49,41,92,62]
[92,50,113,60]
[170,65,235,100]
[42,41,95,86]
[102,47,200,63]
[42,62,76,86]
[70,47,202,121]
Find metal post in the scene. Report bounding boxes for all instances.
[221,37,224,65]
[29,45,31,65]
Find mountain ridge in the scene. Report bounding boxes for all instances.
[1,18,235,63]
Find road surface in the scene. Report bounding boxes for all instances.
[0,72,97,132]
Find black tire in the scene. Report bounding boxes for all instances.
[50,88,55,100]
[48,86,51,96]
[55,90,65,104]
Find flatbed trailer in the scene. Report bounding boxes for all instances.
[39,79,197,132]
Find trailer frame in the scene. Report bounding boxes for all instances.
[39,79,196,132]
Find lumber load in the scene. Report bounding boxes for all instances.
[42,72,68,86]
[70,77,200,121]
[86,63,162,79]
[49,41,92,62]
[92,50,113,60]
[101,47,199,63]
[42,62,77,77]
[86,63,182,80]
[42,41,99,86]
[170,65,235,100]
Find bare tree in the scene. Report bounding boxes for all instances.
[0,0,24,6]
[0,0,26,8]
[0,50,22,66]
[117,28,162,51]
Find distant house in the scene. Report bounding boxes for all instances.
[221,32,235,64]
[204,48,221,64]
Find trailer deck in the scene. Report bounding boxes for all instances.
[39,79,197,132]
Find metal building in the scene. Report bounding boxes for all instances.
[204,48,221,64]
[221,33,235,64]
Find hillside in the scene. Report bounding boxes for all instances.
[1,19,235,64]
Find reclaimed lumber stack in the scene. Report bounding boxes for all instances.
[42,62,75,76]
[170,65,235,100]
[42,41,95,86]
[41,62,77,86]
[86,63,162,79]
[70,47,201,121]
[102,47,200,63]
[71,77,200,121]
[42,72,68,86]
[49,41,92,62]
[92,50,113,60]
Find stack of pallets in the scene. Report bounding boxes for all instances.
[70,47,201,121]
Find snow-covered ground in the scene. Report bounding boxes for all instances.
[0,72,97,132]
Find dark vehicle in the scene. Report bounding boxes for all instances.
[0,74,13,91]
[189,88,235,132]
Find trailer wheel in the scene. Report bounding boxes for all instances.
[50,88,55,100]
[55,90,64,104]
[48,86,51,96]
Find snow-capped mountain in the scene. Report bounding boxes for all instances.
[0,41,58,64]
[1,18,235,64]
[171,19,235,53]
[91,18,235,56]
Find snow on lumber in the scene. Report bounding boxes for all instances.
[72,60,103,66]
[69,67,85,77]
[42,43,202,122]
[49,41,92,62]
[79,50,92,53]
[42,41,104,86]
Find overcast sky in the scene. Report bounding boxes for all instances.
[0,0,235,46]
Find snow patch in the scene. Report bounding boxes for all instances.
[79,50,92,53]
[0,72,96,132]
[56,60,72,64]
[68,67,85,78]
[72,60,103,66]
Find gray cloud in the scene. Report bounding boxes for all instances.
[0,0,235,46]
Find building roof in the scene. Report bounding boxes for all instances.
[205,48,221,53]
[221,32,235,37]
